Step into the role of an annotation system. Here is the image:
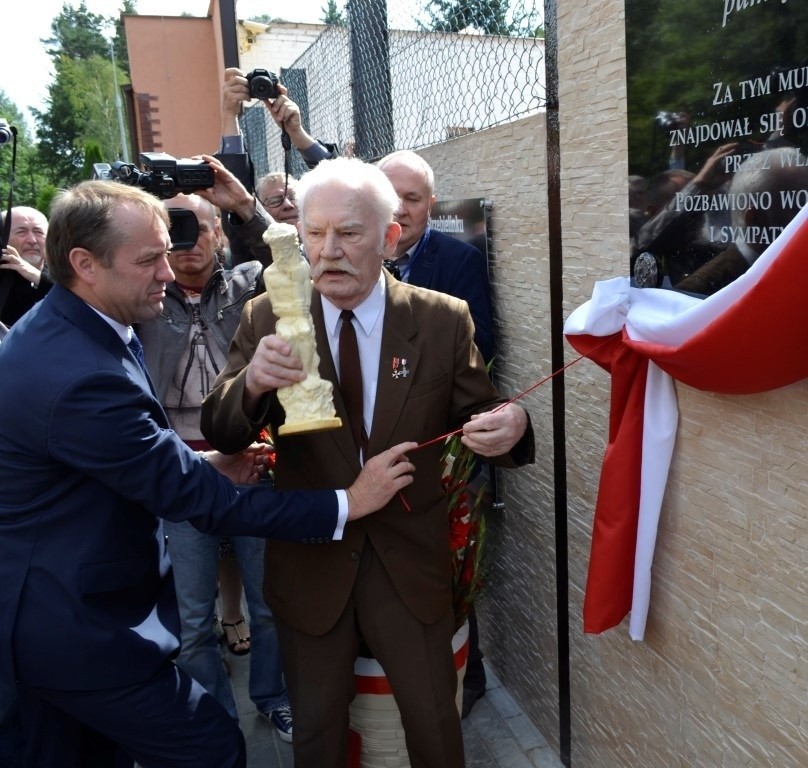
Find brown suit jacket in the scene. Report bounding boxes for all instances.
[201,272,533,635]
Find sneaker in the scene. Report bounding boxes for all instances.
[260,703,293,743]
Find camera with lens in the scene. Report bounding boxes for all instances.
[246,68,280,100]
[92,153,215,249]
[93,152,215,200]
[0,118,15,146]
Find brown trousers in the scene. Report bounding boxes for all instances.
[276,541,464,768]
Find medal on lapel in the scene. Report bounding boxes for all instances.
[392,357,410,379]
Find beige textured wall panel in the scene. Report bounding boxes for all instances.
[419,117,561,745]
[394,3,806,764]
[558,0,808,766]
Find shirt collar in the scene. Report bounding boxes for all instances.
[321,272,386,339]
[87,305,132,345]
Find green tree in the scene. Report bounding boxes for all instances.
[248,14,285,24]
[36,185,60,218]
[321,0,346,25]
[82,140,104,181]
[33,2,130,187]
[42,0,110,61]
[0,92,51,209]
[111,0,137,74]
[426,0,511,35]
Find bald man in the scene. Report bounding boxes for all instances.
[0,206,52,327]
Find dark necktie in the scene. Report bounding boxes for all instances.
[339,310,367,457]
[127,331,148,375]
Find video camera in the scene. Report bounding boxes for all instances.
[0,118,15,146]
[93,152,214,199]
[93,153,215,250]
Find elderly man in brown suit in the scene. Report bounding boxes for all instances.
[201,157,534,768]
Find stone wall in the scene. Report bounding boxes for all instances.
[418,0,808,764]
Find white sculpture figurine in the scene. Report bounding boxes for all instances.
[262,222,342,435]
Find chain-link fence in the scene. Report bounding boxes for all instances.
[241,0,545,180]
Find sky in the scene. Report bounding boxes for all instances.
[0,0,328,131]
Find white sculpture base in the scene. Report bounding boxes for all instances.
[278,416,343,436]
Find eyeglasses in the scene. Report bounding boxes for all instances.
[261,192,297,209]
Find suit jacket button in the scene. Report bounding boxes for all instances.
[350,551,361,561]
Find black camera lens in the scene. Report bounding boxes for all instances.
[246,69,280,100]
[0,119,14,145]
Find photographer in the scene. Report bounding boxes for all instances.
[219,67,338,173]
[0,207,54,327]
[136,153,302,742]
[216,68,338,266]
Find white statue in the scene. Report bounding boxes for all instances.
[262,222,342,436]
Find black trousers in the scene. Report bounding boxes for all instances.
[17,663,246,768]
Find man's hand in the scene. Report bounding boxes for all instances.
[265,84,317,151]
[1,245,43,285]
[460,403,528,457]
[346,442,417,520]
[693,143,739,190]
[244,335,306,411]
[221,67,249,134]
[203,443,274,485]
[194,154,257,222]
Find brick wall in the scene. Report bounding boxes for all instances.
[417,0,808,764]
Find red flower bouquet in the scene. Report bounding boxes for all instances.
[441,434,488,632]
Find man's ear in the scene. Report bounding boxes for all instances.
[69,248,99,286]
[385,221,402,251]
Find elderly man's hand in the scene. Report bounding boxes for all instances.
[346,442,417,520]
[244,334,306,413]
[460,403,528,457]
[1,245,43,286]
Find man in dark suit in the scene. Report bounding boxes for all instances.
[376,150,494,363]
[201,157,533,768]
[377,149,495,715]
[0,179,416,768]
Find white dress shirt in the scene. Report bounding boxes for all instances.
[320,273,387,461]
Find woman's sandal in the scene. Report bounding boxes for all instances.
[221,617,251,656]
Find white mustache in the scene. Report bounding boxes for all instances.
[310,259,360,279]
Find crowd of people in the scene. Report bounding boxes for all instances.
[0,67,534,768]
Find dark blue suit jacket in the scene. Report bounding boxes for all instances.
[407,228,495,364]
[0,285,338,692]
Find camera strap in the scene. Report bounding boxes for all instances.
[281,127,292,201]
[0,126,20,318]
[1,126,18,250]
